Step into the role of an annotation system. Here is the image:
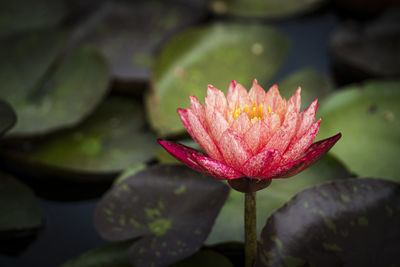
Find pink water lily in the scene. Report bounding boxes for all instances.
[158,80,341,192]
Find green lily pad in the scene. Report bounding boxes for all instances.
[171,250,233,267]
[330,10,400,78]
[206,155,350,244]
[256,178,400,267]
[0,172,43,234]
[277,67,334,109]
[318,79,400,182]
[4,96,158,176]
[81,1,205,83]
[146,23,290,137]
[209,0,327,19]
[94,164,230,267]
[60,241,132,267]
[0,0,67,37]
[1,44,110,137]
[0,99,17,137]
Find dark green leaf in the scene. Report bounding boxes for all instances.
[4,96,158,176]
[60,241,132,267]
[81,1,205,83]
[0,172,43,234]
[256,178,400,267]
[1,44,110,137]
[318,79,400,182]
[206,155,350,244]
[0,0,67,37]
[0,99,16,137]
[209,0,327,19]
[146,23,290,136]
[171,250,233,267]
[94,164,230,267]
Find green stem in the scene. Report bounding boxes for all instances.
[245,191,257,267]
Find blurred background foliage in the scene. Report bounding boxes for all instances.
[0,0,399,266]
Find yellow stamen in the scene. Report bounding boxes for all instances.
[252,106,257,118]
[267,106,271,113]
[244,105,248,113]
[233,108,241,119]
[259,104,263,116]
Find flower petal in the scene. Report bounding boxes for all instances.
[249,79,265,104]
[287,87,301,114]
[231,112,252,137]
[157,140,204,171]
[187,109,224,162]
[267,133,342,179]
[244,119,272,154]
[263,84,282,111]
[227,83,250,110]
[241,149,279,178]
[192,154,244,180]
[295,98,318,140]
[226,80,237,102]
[205,85,227,114]
[282,118,321,164]
[189,95,206,126]
[208,110,230,142]
[218,128,253,171]
[177,108,194,137]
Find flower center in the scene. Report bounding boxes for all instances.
[232,102,271,123]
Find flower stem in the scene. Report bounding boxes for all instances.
[245,191,257,267]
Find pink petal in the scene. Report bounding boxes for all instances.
[263,102,298,154]
[218,128,253,171]
[231,112,252,137]
[295,98,318,140]
[177,108,194,137]
[187,109,224,162]
[192,154,244,180]
[263,84,282,111]
[282,119,321,164]
[263,112,281,135]
[226,80,237,102]
[157,140,205,171]
[248,79,265,104]
[208,110,230,142]
[241,149,279,178]
[227,83,250,110]
[267,133,342,179]
[287,87,301,114]
[244,119,272,154]
[205,85,227,114]
[189,95,206,127]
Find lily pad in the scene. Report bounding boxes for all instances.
[1,44,110,137]
[4,96,158,176]
[0,0,67,37]
[0,99,17,137]
[277,67,334,109]
[209,0,327,19]
[94,164,230,267]
[81,1,205,83]
[330,10,400,79]
[256,178,400,267]
[146,23,290,136]
[0,172,43,234]
[206,155,350,244]
[318,79,400,182]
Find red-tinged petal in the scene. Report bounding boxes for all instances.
[209,110,230,142]
[287,87,301,114]
[263,84,282,111]
[187,109,224,162]
[205,85,227,114]
[228,83,250,110]
[249,79,266,104]
[192,154,244,180]
[295,98,318,140]
[264,103,298,154]
[226,80,237,102]
[241,149,279,178]
[177,108,194,137]
[189,95,206,126]
[267,133,342,179]
[231,112,252,137]
[218,128,253,171]
[157,140,204,172]
[244,119,272,154]
[282,119,321,164]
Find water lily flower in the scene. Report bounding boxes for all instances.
[158,80,341,192]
